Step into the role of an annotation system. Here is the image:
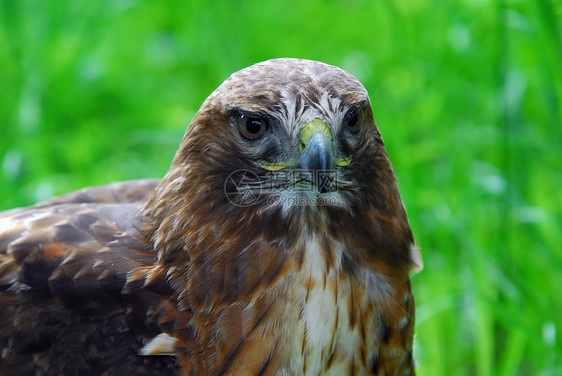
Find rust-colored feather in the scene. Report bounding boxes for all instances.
[0,59,421,375]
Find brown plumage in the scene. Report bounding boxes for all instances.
[0,58,421,375]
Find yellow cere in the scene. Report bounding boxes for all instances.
[260,119,343,171]
[299,118,332,153]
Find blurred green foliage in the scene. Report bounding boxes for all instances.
[0,0,560,374]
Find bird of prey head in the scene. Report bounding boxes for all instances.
[146,58,421,270]
[0,58,421,375]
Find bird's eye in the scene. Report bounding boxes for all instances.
[345,108,364,133]
[238,114,268,140]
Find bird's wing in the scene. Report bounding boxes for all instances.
[374,278,417,375]
[0,180,182,375]
[34,178,161,206]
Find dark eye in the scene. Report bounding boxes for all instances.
[239,114,268,140]
[345,108,364,133]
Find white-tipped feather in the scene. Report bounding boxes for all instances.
[139,333,178,356]
[409,243,423,273]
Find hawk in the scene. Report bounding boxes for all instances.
[0,58,422,375]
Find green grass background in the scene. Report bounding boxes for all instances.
[1,0,560,374]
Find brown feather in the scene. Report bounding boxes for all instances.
[0,58,420,375]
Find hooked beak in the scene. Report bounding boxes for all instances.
[296,119,335,193]
[297,118,334,171]
[258,118,351,193]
